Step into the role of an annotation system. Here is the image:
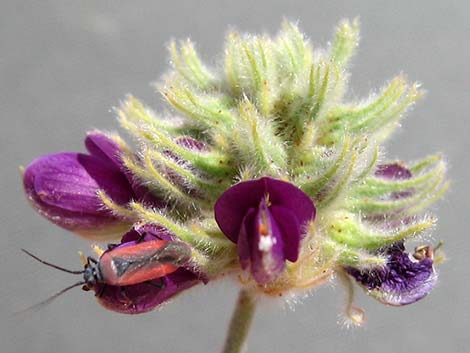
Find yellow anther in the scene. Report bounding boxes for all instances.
[78,251,87,267]
[263,193,271,207]
[259,223,269,236]
[92,244,105,257]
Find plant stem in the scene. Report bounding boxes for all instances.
[222,288,257,353]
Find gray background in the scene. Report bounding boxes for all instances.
[1,1,469,352]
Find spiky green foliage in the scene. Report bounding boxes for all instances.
[107,19,447,295]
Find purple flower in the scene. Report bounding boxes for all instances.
[86,132,162,206]
[23,131,160,239]
[174,136,206,151]
[365,163,415,228]
[346,163,437,305]
[214,177,316,284]
[162,136,207,194]
[346,242,437,306]
[92,225,202,314]
[375,162,414,200]
[95,269,199,314]
[375,163,412,179]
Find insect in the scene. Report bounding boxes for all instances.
[412,241,444,263]
[21,239,192,309]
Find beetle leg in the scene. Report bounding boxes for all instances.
[119,287,133,306]
[145,278,166,289]
[95,284,107,298]
[135,232,147,244]
[107,243,119,250]
[87,256,98,265]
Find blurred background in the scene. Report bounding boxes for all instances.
[1,1,469,352]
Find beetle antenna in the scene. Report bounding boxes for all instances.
[21,249,84,274]
[15,281,86,316]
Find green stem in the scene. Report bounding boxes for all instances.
[222,289,257,353]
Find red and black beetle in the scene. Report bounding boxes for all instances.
[21,239,192,309]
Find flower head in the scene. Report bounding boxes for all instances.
[22,20,449,326]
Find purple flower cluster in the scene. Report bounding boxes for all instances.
[23,132,438,312]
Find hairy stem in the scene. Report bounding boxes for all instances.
[222,289,257,353]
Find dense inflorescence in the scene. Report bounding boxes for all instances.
[23,20,448,320]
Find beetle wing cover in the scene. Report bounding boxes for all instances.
[100,240,192,286]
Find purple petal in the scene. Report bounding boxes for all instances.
[215,179,267,242]
[262,178,316,226]
[175,136,206,151]
[214,177,315,242]
[347,244,437,306]
[375,163,412,180]
[85,131,124,170]
[23,203,129,238]
[237,208,256,270]
[34,153,133,213]
[129,223,175,242]
[270,205,301,262]
[94,269,199,314]
[85,131,163,207]
[23,132,164,238]
[375,163,413,200]
[119,228,155,245]
[23,153,133,236]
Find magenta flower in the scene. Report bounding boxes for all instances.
[173,136,206,151]
[375,163,412,179]
[23,131,160,239]
[375,163,414,200]
[95,269,200,314]
[346,242,437,306]
[92,225,202,314]
[214,177,316,284]
[346,163,438,305]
